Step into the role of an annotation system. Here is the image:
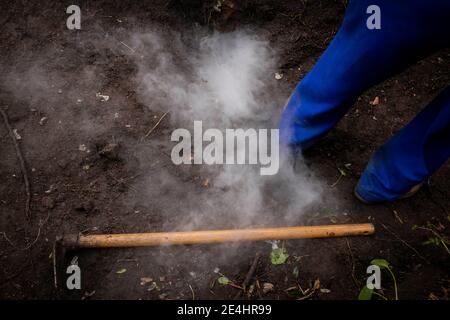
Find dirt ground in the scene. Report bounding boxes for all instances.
[0,0,449,300]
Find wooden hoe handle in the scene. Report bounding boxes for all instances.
[62,223,375,248]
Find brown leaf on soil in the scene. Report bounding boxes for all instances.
[370,96,380,106]
[262,282,274,293]
[313,278,321,290]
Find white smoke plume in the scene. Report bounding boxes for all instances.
[130,29,324,230]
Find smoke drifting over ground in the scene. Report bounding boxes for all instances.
[0,23,324,231]
[0,24,325,292]
[133,30,276,125]
[130,29,324,230]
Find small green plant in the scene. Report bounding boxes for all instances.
[217,275,243,290]
[358,286,388,300]
[413,222,450,256]
[270,247,289,265]
[358,258,397,300]
[217,276,231,285]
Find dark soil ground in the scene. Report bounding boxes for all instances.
[0,0,449,300]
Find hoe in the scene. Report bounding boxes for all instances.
[54,223,374,287]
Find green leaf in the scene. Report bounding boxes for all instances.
[370,259,390,269]
[358,286,374,300]
[270,247,289,265]
[116,268,127,274]
[217,276,231,285]
[423,237,440,246]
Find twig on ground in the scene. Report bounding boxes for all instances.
[142,111,169,139]
[189,284,195,300]
[229,283,244,290]
[0,107,48,250]
[52,242,58,289]
[0,211,50,251]
[119,41,135,53]
[392,210,404,224]
[345,237,360,289]
[330,173,343,188]
[330,166,347,188]
[381,223,428,263]
[233,252,261,300]
[107,173,138,193]
[414,225,450,256]
[0,107,31,218]
[297,290,315,300]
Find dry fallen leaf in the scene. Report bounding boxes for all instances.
[370,96,380,106]
[263,282,274,294]
[274,72,283,80]
[428,292,439,300]
[96,92,110,102]
[313,278,321,290]
[39,117,48,126]
[79,144,87,152]
[140,277,153,285]
[148,282,159,292]
[13,129,21,140]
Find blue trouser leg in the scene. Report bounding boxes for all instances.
[356,87,450,202]
[279,0,450,150]
[278,0,450,201]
